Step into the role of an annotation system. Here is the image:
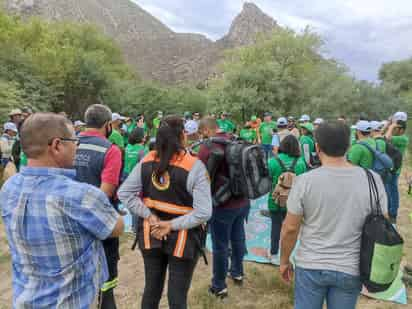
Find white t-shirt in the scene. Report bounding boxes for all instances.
[287,166,388,276]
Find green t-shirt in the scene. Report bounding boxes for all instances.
[268,154,307,212]
[391,135,409,174]
[109,129,125,150]
[217,119,236,134]
[124,144,148,174]
[259,121,277,145]
[375,138,387,153]
[20,152,27,169]
[300,135,315,165]
[152,117,161,137]
[350,128,357,146]
[239,128,257,143]
[348,138,377,169]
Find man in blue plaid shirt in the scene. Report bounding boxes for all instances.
[0,113,124,309]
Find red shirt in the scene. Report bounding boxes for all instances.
[79,130,122,186]
[198,133,249,209]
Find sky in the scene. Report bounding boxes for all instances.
[132,0,412,81]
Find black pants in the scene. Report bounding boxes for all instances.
[141,249,198,309]
[270,211,286,255]
[99,238,120,309]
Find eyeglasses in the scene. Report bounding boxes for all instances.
[48,137,80,146]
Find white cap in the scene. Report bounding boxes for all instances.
[370,121,384,131]
[184,120,199,135]
[112,113,125,122]
[4,122,18,133]
[74,120,85,127]
[393,111,408,122]
[356,120,372,132]
[299,114,311,122]
[277,117,288,126]
[313,118,324,125]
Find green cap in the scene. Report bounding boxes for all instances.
[251,115,257,121]
[300,123,314,133]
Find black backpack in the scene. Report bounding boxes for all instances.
[376,137,403,173]
[360,169,403,293]
[198,137,271,206]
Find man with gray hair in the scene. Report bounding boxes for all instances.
[74,104,123,309]
[0,113,124,308]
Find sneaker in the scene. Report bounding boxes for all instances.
[228,274,243,285]
[208,286,228,299]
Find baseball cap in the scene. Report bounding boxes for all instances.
[393,111,408,122]
[370,121,384,131]
[112,113,125,122]
[184,120,199,135]
[300,123,314,133]
[277,117,288,127]
[299,114,311,122]
[313,118,324,125]
[74,120,85,127]
[9,109,22,116]
[251,115,257,121]
[356,120,372,133]
[263,112,272,117]
[288,116,295,121]
[222,111,229,116]
[4,122,18,133]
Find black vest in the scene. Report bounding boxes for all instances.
[138,151,203,259]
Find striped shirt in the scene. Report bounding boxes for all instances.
[0,167,119,308]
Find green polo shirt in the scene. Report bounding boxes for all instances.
[259,121,277,145]
[300,135,315,159]
[268,154,307,212]
[348,138,377,169]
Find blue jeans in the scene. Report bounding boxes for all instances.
[295,267,362,309]
[385,174,400,219]
[210,206,250,290]
[261,144,273,158]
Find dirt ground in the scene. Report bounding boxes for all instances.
[1,169,412,308]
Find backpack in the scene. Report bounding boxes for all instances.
[360,169,403,293]
[272,157,298,208]
[359,142,393,182]
[376,137,403,173]
[200,137,271,205]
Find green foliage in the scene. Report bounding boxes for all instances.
[209,27,399,122]
[379,58,412,114]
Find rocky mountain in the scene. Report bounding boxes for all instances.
[4,0,277,84]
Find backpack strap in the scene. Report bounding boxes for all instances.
[276,157,298,172]
[276,157,287,172]
[359,141,377,157]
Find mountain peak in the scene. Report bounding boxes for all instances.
[222,2,277,47]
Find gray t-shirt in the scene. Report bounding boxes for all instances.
[287,166,388,276]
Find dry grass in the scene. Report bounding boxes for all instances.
[0,160,412,308]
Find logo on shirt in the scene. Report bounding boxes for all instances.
[151,171,170,191]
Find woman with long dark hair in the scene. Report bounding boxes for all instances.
[119,115,212,309]
[267,135,307,263]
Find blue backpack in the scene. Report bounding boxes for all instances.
[359,142,393,183]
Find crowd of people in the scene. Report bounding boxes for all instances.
[0,105,410,309]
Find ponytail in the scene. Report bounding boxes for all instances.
[154,115,185,179]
